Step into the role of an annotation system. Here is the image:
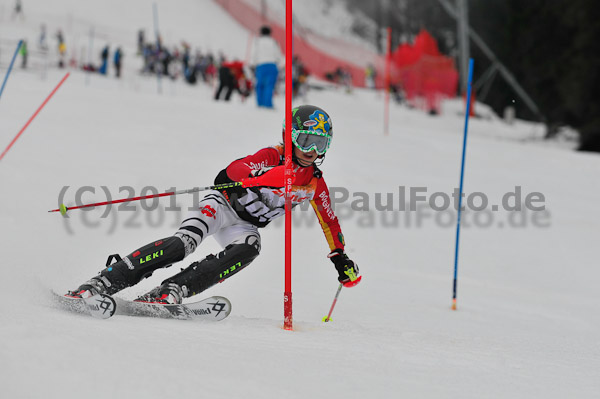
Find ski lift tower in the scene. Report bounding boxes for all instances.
[457,0,470,94]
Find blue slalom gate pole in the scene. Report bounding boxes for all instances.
[452,58,474,311]
[0,40,23,101]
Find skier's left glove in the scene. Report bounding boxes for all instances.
[328,249,361,287]
[242,165,290,188]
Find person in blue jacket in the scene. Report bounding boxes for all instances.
[113,47,122,78]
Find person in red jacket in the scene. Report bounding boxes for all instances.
[215,60,250,101]
[66,105,360,304]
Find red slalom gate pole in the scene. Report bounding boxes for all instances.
[0,72,70,162]
[384,27,391,136]
[283,0,293,331]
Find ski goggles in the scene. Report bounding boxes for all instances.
[291,130,332,155]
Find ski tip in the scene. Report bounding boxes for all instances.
[84,294,117,319]
[195,296,232,321]
[211,296,232,319]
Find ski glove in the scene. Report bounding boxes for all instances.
[328,249,361,287]
[242,165,295,188]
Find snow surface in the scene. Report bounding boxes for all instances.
[243,0,379,51]
[1,1,599,398]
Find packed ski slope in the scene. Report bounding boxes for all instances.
[1,1,599,398]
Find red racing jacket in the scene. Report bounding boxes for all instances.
[214,145,345,251]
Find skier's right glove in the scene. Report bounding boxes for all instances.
[328,249,361,287]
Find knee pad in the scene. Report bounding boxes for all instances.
[100,236,186,293]
[165,243,259,297]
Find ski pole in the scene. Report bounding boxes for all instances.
[322,283,343,322]
[48,166,289,215]
[48,182,240,215]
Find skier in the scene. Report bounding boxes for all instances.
[66,105,360,304]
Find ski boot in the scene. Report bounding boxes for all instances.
[135,282,186,305]
[65,276,111,299]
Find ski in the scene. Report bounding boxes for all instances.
[111,296,231,321]
[51,291,117,319]
[52,291,231,321]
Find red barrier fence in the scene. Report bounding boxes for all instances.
[215,0,459,111]
[215,0,383,88]
[392,31,459,112]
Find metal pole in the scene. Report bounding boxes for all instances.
[437,0,543,120]
[457,0,470,94]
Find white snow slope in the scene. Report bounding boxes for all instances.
[0,1,599,398]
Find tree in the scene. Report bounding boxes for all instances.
[470,0,600,151]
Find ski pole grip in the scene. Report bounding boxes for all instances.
[241,165,290,188]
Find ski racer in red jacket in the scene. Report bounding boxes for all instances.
[66,105,360,304]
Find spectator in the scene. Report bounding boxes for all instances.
[141,43,154,74]
[137,30,145,55]
[39,24,48,51]
[365,64,376,89]
[19,39,28,68]
[181,43,197,84]
[252,25,282,108]
[203,53,217,83]
[337,66,353,93]
[99,45,109,75]
[389,83,405,104]
[56,30,66,68]
[158,46,174,78]
[215,60,249,101]
[12,0,24,21]
[292,55,309,99]
[113,47,123,78]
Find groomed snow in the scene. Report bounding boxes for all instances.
[0,1,598,398]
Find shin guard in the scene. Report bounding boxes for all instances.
[164,243,259,297]
[99,236,185,294]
